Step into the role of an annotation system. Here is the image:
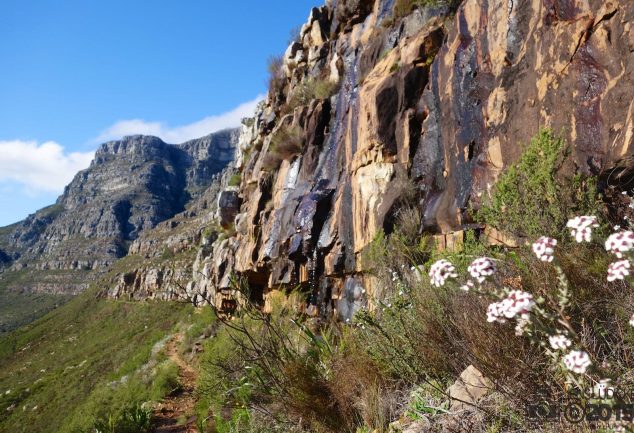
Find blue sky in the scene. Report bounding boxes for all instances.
[0,0,319,226]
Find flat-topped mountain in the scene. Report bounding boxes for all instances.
[0,129,238,298]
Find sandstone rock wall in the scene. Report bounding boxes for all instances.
[189,0,634,318]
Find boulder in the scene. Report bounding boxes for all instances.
[217,190,242,228]
[448,365,493,412]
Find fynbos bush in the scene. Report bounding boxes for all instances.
[478,129,602,239]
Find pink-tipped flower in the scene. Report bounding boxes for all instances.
[501,290,535,318]
[487,291,535,324]
[605,231,634,258]
[468,257,496,283]
[532,237,557,262]
[460,280,475,291]
[549,334,572,350]
[607,260,631,282]
[566,216,599,243]
[428,259,458,287]
[564,350,592,374]
[486,302,506,323]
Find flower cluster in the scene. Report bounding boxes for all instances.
[549,334,572,350]
[566,216,599,243]
[607,260,631,282]
[428,259,458,287]
[563,350,592,374]
[468,257,496,283]
[605,231,634,258]
[532,236,557,262]
[486,302,507,323]
[487,290,535,323]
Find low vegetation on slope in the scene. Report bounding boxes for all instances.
[0,287,70,334]
[0,268,91,333]
[0,289,197,433]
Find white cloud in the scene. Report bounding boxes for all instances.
[0,96,264,197]
[95,94,265,144]
[0,140,94,194]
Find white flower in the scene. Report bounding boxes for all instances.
[629,314,634,327]
[563,350,592,374]
[514,314,531,336]
[487,290,535,324]
[605,231,634,258]
[532,237,557,262]
[468,257,496,283]
[549,334,572,350]
[566,216,599,243]
[428,259,458,287]
[614,225,621,230]
[501,290,535,318]
[594,379,614,399]
[460,280,475,291]
[607,260,631,282]
[486,302,506,323]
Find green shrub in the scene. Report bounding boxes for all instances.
[270,125,303,158]
[261,125,304,171]
[197,288,378,433]
[284,78,339,113]
[228,173,242,187]
[393,0,442,18]
[267,55,285,97]
[150,361,181,400]
[180,306,216,357]
[92,403,151,433]
[478,129,602,239]
[161,246,175,260]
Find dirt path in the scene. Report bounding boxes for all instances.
[151,333,199,433]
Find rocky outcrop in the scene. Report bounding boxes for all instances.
[104,166,241,301]
[185,0,634,318]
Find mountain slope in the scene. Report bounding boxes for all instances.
[0,289,197,433]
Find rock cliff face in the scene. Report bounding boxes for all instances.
[181,0,634,319]
[0,129,238,294]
